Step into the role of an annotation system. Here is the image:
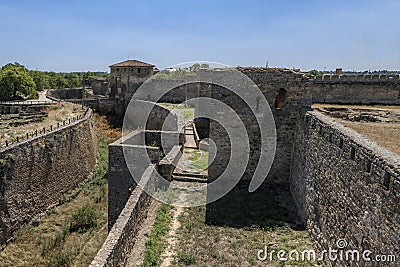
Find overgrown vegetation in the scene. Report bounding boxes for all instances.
[141,204,174,267]
[70,205,98,233]
[0,115,121,267]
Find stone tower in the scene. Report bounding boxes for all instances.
[108,60,156,112]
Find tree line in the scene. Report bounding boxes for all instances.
[0,62,108,101]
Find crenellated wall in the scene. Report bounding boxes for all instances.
[291,111,400,266]
[310,74,400,104]
[0,109,97,245]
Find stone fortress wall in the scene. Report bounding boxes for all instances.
[208,68,400,185]
[47,88,85,100]
[0,103,50,115]
[310,74,400,104]
[0,108,97,245]
[206,68,400,265]
[290,111,399,266]
[88,66,400,266]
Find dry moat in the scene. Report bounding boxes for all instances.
[0,65,399,267]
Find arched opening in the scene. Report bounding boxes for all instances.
[275,88,287,109]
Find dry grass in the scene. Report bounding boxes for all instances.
[0,102,84,144]
[0,115,121,267]
[313,104,400,155]
[92,114,122,143]
[171,186,315,267]
[0,186,108,267]
[337,120,400,155]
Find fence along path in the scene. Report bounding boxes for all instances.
[0,100,55,105]
[0,108,91,150]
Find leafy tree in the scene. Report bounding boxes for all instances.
[0,64,38,100]
[56,75,68,89]
[189,63,201,72]
[83,71,96,87]
[309,69,323,76]
[0,63,109,96]
[65,73,80,88]
[46,72,59,88]
[29,70,50,91]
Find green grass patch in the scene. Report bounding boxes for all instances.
[141,204,174,267]
[188,151,208,171]
[182,110,194,119]
[177,252,196,265]
[176,104,192,109]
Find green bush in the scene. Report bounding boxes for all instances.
[70,204,98,233]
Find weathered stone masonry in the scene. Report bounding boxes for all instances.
[0,109,97,245]
[291,111,400,266]
[209,68,312,184]
[92,66,400,266]
[91,166,158,267]
[206,68,400,264]
[310,74,400,104]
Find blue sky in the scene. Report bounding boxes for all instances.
[0,0,399,72]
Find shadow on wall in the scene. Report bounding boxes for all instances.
[205,183,305,230]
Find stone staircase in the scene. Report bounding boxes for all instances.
[171,122,207,183]
[171,171,207,183]
[183,123,198,149]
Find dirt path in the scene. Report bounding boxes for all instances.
[160,206,185,267]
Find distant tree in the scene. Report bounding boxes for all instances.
[56,75,68,89]
[29,70,50,91]
[46,72,57,89]
[83,71,95,87]
[309,69,323,76]
[65,73,80,88]
[189,63,201,72]
[0,64,38,100]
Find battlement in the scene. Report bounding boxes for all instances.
[313,74,400,83]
